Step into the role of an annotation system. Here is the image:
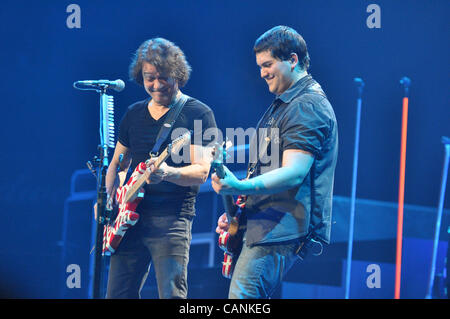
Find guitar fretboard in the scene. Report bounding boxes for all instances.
[124,148,170,203]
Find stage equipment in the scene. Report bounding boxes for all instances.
[344,78,364,299]
[395,76,410,299]
[426,136,450,299]
[73,79,125,92]
[73,79,123,298]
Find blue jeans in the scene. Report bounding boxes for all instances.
[229,237,301,299]
[106,214,192,299]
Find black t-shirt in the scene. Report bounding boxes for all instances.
[118,95,217,217]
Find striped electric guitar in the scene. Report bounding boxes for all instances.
[211,143,247,278]
[102,131,191,255]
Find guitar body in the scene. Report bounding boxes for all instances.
[217,195,247,279]
[102,162,146,255]
[210,143,250,279]
[101,131,191,255]
[218,226,244,279]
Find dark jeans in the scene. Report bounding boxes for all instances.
[105,214,192,299]
[229,236,301,299]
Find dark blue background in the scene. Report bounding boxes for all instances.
[0,0,448,298]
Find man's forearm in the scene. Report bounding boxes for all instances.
[164,163,210,187]
[237,166,304,195]
[105,162,120,195]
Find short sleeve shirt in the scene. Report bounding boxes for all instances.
[244,75,338,245]
[118,95,217,217]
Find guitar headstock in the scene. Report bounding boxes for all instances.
[168,131,191,155]
[210,139,232,179]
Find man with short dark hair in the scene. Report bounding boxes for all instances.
[212,26,338,299]
[104,37,217,299]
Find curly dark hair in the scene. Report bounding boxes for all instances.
[253,26,310,70]
[129,38,191,87]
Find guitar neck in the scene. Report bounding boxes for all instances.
[125,148,170,202]
[152,147,170,168]
[215,164,238,219]
[222,194,238,220]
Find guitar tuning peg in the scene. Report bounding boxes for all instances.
[225,139,233,150]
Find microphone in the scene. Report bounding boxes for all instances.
[73,79,125,92]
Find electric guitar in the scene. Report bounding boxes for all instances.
[102,131,191,255]
[211,143,247,279]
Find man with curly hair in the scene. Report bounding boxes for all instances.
[104,38,217,299]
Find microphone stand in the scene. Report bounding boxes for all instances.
[92,86,116,299]
[74,80,116,299]
[426,136,450,299]
[93,144,107,299]
[344,78,364,299]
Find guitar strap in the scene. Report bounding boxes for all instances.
[245,99,283,179]
[150,92,189,156]
[246,75,325,178]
